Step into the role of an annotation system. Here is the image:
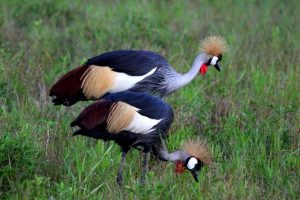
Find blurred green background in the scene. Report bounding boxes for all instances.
[0,0,299,199]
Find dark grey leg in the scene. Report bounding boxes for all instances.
[116,151,126,185]
[140,152,150,185]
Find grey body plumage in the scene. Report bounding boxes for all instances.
[130,65,177,97]
[130,53,212,97]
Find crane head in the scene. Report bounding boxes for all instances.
[174,157,204,182]
[177,138,213,182]
[200,54,222,75]
[185,157,204,182]
[198,36,228,75]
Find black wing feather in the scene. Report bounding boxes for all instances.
[103,91,172,120]
[86,50,169,76]
[70,99,113,130]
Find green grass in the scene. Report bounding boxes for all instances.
[0,0,299,199]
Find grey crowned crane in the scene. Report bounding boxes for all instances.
[71,91,212,184]
[50,36,228,106]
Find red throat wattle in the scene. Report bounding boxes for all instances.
[174,161,185,174]
[200,64,208,75]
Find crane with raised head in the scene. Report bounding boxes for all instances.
[70,91,212,184]
[50,36,227,106]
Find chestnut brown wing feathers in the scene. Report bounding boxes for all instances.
[70,100,113,130]
[50,65,89,106]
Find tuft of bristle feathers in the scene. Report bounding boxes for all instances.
[182,138,213,165]
[199,36,228,56]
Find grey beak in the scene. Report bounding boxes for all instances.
[191,170,199,182]
[214,63,220,72]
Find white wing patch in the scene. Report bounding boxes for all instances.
[110,67,157,93]
[125,112,162,134]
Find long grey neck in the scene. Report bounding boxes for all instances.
[154,141,190,162]
[168,53,209,93]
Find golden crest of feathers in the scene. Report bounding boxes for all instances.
[182,138,213,165]
[107,101,138,134]
[199,36,228,56]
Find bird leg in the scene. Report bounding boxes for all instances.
[116,151,127,185]
[140,152,150,185]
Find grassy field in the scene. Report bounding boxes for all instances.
[0,0,299,199]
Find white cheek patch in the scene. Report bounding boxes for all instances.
[210,56,219,65]
[187,157,198,170]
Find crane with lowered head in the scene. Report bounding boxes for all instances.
[70,91,212,184]
[50,36,228,106]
